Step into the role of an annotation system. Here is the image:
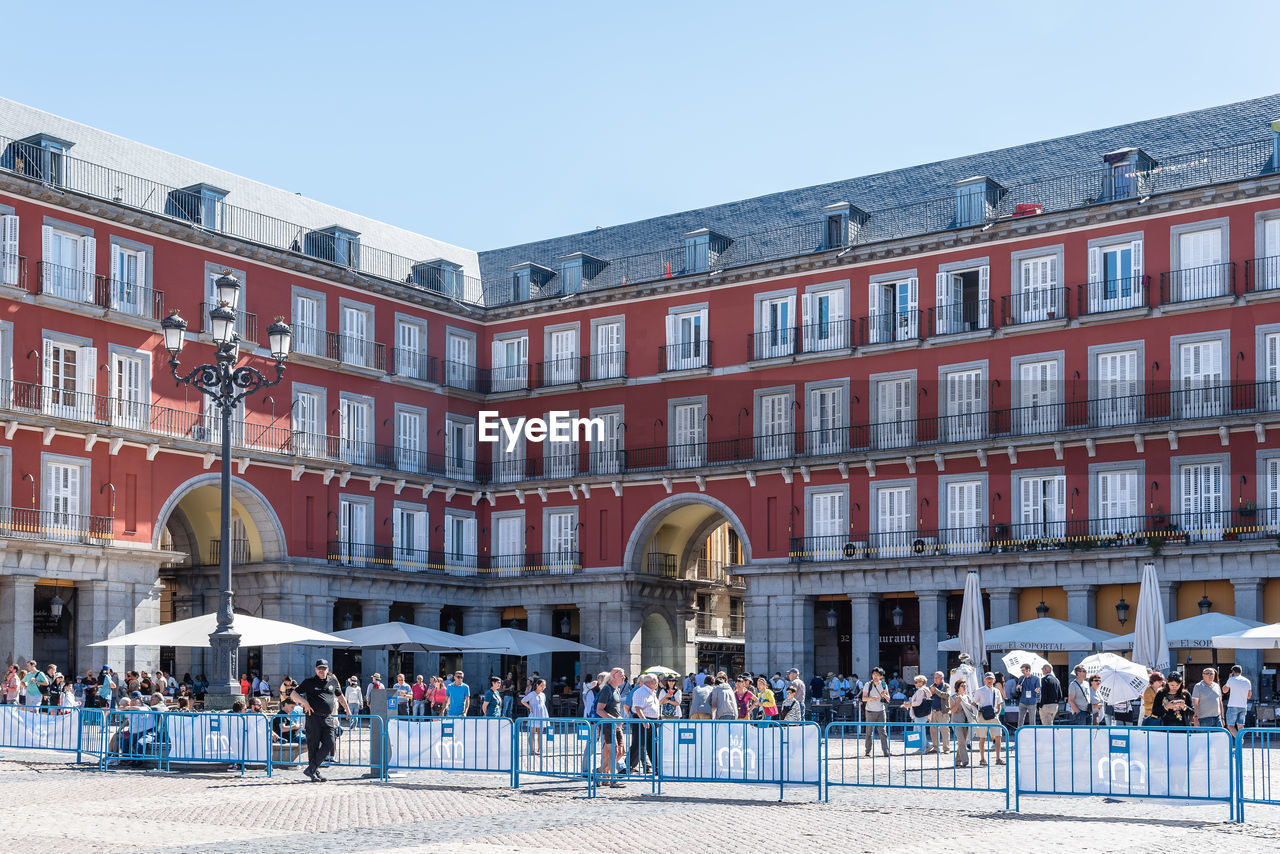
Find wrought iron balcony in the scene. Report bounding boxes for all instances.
[199,301,257,342]
[861,309,922,345]
[586,350,627,381]
[0,251,26,291]
[930,299,994,336]
[0,506,113,545]
[535,356,580,388]
[1001,287,1069,326]
[1160,261,1237,304]
[326,542,580,577]
[1076,275,1148,316]
[789,508,1273,563]
[389,347,438,383]
[1245,255,1280,294]
[642,552,678,578]
[660,340,712,372]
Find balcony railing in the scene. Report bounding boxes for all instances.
[587,350,627,381]
[0,252,26,291]
[390,348,438,383]
[660,340,712,372]
[36,262,97,304]
[442,360,479,392]
[490,364,530,392]
[1076,276,1148,316]
[207,537,251,565]
[798,318,855,353]
[930,299,993,336]
[1245,255,1280,294]
[326,542,581,576]
[199,301,257,342]
[642,552,678,578]
[536,356,580,388]
[1002,287,1069,326]
[328,330,386,371]
[749,328,798,361]
[98,276,165,319]
[789,508,1275,563]
[861,310,922,345]
[31,262,166,319]
[1160,261,1236,304]
[0,506,113,544]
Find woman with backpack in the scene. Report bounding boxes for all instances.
[908,674,933,754]
[949,678,977,768]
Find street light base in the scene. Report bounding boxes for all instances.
[202,690,246,711]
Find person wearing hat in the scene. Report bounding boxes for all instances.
[290,659,351,782]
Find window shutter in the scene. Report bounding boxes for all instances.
[935,272,947,334]
[1131,239,1143,282]
[134,249,146,290]
[1088,247,1101,283]
[78,346,97,397]
[664,315,675,369]
[801,292,812,328]
[41,225,53,290]
[697,308,708,345]
[978,265,990,327]
[1267,334,1280,383]
[1268,459,1280,514]
[110,244,120,285]
[80,235,96,279]
[0,215,17,285]
[868,282,880,316]
[907,277,918,311]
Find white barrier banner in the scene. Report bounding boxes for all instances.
[0,706,80,749]
[388,718,512,771]
[1016,726,1231,800]
[658,722,820,783]
[166,713,269,763]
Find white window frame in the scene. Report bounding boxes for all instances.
[291,286,326,358]
[753,288,796,359]
[543,322,580,385]
[393,403,428,474]
[753,385,794,461]
[444,327,477,390]
[290,383,326,458]
[804,378,848,456]
[933,258,991,335]
[1009,244,1064,324]
[589,404,624,475]
[1086,231,1144,313]
[867,270,918,345]
[444,414,476,481]
[491,510,525,576]
[1089,340,1144,427]
[41,220,95,304]
[337,494,375,564]
[107,236,152,317]
[338,299,375,368]
[1012,467,1067,543]
[1011,351,1064,435]
[393,314,429,381]
[40,452,90,542]
[1172,453,1228,542]
[589,316,625,380]
[443,508,478,572]
[938,473,986,554]
[804,484,848,560]
[665,303,709,370]
[338,392,375,466]
[1168,218,1230,302]
[107,344,150,431]
[870,369,915,449]
[542,506,579,574]
[870,478,915,559]
[1253,209,1280,291]
[939,360,987,442]
[491,331,529,392]
[801,280,850,352]
[392,501,429,567]
[1089,460,1145,540]
[668,396,707,467]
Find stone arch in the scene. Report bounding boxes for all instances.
[153,473,288,561]
[640,612,674,669]
[622,493,752,574]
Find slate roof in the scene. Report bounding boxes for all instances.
[477,94,1280,281]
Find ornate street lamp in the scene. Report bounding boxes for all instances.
[890,600,904,629]
[826,606,838,629]
[160,274,291,708]
[559,615,571,634]
[1115,585,1130,626]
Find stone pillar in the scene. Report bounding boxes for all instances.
[1233,578,1266,684]
[1065,584,1098,628]
[258,593,292,682]
[743,593,771,675]
[1158,581,1179,622]
[850,593,879,681]
[129,581,162,674]
[784,594,815,681]
[601,601,642,676]
[0,575,36,669]
[577,602,607,678]
[986,586,1019,628]
[673,602,698,677]
[525,604,553,685]
[74,580,128,674]
[170,593,200,685]
[461,605,501,694]
[361,600,392,682]
[917,590,947,678]
[413,603,443,678]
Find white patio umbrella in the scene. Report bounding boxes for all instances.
[643,666,681,677]
[1129,561,1170,671]
[462,627,602,656]
[1001,650,1051,677]
[333,621,505,652]
[90,612,350,648]
[1077,652,1138,677]
[957,571,986,669]
[1093,658,1150,705]
[1106,612,1264,652]
[1211,622,1280,650]
[939,617,1115,653]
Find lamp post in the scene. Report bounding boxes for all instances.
[160,273,291,709]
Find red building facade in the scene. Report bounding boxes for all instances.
[2,96,1279,694]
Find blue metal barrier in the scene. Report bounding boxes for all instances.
[0,705,105,762]
[593,718,657,794]
[388,715,514,785]
[164,711,262,775]
[102,708,171,771]
[653,719,822,801]
[514,717,596,796]
[823,721,1010,806]
[1014,725,1234,820]
[1236,727,1280,822]
[268,713,384,778]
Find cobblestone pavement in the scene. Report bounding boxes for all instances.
[5,752,1280,853]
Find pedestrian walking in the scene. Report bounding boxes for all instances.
[907,675,932,754]
[861,667,890,757]
[289,659,351,782]
[595,667,627,788]
[1014,663,1040,727]
[1223,665,1252,735]
[1066,665,1090,725]
[1191,668,1223,728]
[926,671,951,754]
[1037,664,1062,725]
[973,672,1005,765]
[949,679,976,767]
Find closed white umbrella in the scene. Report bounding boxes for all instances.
[957,571,986,669]
[1211,622,1280,650]
[90,612,350,648]
[1130,561,1170,671]
[1001,650,1050,677]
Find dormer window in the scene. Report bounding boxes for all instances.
[1102,148,1155,201]
[167,183,229,230]
[683,229,731,274]
[411,259,464,296]
[558,252,606,294]
[954,176,1004,228]
[1269,119,1280,174]
[508,262,554,302]
[5,133,73,186]
[304,225,361,267]
[820,202,868,249]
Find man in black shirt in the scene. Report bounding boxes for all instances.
[1037,663,1063,726]
[289,659,351,781]
[594,667,627,788]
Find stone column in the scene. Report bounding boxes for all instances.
[601,601,642,676]
[461,605,501,694]
[170,593,200,684]
[361,599,392,682]
[129,581,162,674]
[1158,581,1179,622]
[673,601,698,677]
[783,594,815,681]
[917,590,947,678]
[258,593,292,682]
[0,575,36,669]
[525,604,553,685]
[577,602,607,678]
[987,586,1020,628]
[849,593,879,681]
[743,593,772,675]
[74,580,129,674]
[1064,584,1098,628]
[1233,578,1266,683]
[413,603,443,678]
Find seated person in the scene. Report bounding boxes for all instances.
[272,698,306,744]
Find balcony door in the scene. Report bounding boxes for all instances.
[1178,340,1223,417]
[492,515,523,576]
[1017,359,1060,434]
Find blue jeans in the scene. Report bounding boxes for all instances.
[502,695,513,717]
[1072,710,1091,726]
[1199,715,1221,728]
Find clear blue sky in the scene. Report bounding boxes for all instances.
[6,2,1277,252]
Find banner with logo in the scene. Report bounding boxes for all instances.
[167,713,269,763]
[657,722,820,783]
[388,718,512,771]
[0,705,81,750]
[1016,726,1230,801]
